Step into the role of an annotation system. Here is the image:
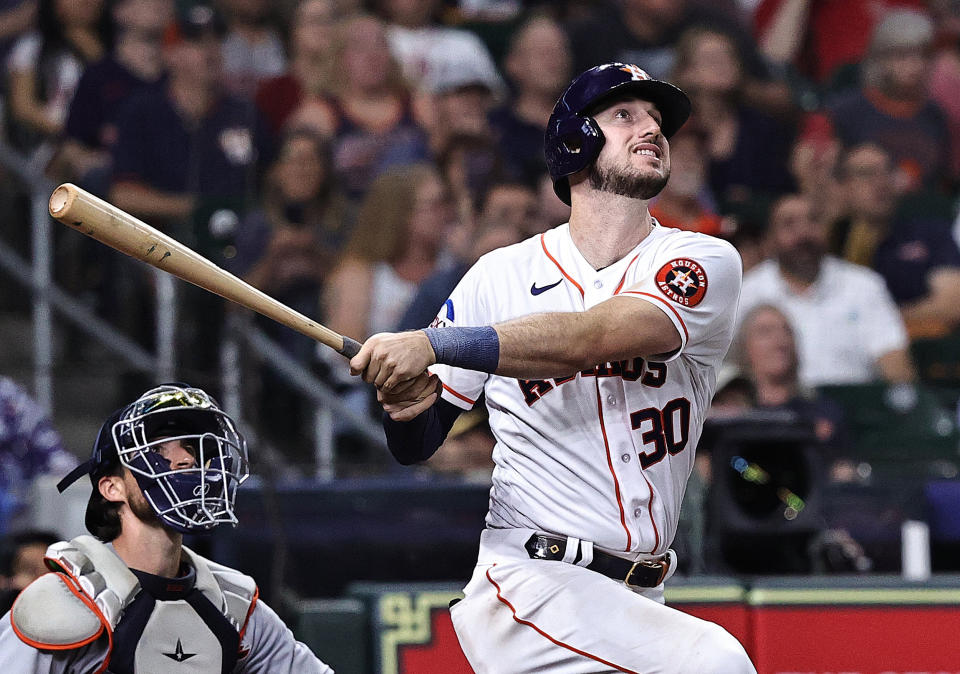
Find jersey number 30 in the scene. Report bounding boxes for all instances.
[629,398,691,468]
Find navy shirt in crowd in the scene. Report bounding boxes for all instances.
[827,89,951,192]
[874,219,960,304]
[111,88,273,200]
[65,55,165,150]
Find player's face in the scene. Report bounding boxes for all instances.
[152,438,199,471]
[589,96,671,200]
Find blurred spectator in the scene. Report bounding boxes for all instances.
[231,127,351,362]
[754,0,925,87]
[375,0,504,95]
[217,0,286,98]
[413,57,500,160]
[254,0,338,136]
[454,0,520,22]
[108,4,272,373]
[423,408,495,484]
[831,142,960,338]
[730,304,848,452]
[109,5,271,252]
[435,133,507,232]
[535,172,571,230]
[397,178,534,331]
[324,163,452,343]
[322,13,430,200]
[738,193,916,387]
[566,0,764,84]
[488,12,572,186]
[0,0,36,63]
[787,131,845,227]
[650,128,724,235]
[672,25,795,218]
[55,0,174,190]
[928,0,960,180]
[5,0,109,152]
[802,8,953,194]
[230,128,351,464]
[0,378,74,532]
[0,530,59,615]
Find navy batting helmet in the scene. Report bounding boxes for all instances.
[544,63,692,205]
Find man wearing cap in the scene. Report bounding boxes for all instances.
[802,8,952,194]
[349,63,755,672]
[106,4,274,379]
[0,384,332,673]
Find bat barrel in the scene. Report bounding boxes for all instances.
[49,184,76,218]
[48,183,360,358]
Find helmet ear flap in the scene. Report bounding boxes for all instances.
[545,114,606,205]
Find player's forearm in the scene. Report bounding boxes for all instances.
[492,297,680,379]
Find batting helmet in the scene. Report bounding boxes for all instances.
[58,384,250,535]
[544,63,692,205]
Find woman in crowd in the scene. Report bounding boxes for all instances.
[672,25,796,221]
[319,13,429,200]
[324,162,451,344]
[6,0,109,151]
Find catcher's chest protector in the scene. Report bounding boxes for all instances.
[13,536,256,674]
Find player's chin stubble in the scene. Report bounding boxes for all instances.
[588,162,670,200]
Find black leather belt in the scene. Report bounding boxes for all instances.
[524,534,670,588]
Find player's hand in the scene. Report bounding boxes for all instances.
[378,371,442,422]
[349,331,437,391]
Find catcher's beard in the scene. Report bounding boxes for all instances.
[588,161,670,200]
[128,484,165,528]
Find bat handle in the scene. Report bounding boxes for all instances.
[338,336,362,359]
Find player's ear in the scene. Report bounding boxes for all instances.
[98,474,126,504]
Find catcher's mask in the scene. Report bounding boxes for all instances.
[58,384,250,534]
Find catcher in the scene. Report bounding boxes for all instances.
[0,383,333,673]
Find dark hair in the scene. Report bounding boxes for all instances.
[38,0,114,59]
[84,462,126,542]
[834,140,891,181]
[0,530,61,576]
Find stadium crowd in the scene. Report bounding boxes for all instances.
[2,0,960,574]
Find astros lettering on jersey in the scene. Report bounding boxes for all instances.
[429,221,742,556]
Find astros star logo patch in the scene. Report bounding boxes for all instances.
[655,259,707,307]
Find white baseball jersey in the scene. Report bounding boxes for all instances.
[431,221,742,556]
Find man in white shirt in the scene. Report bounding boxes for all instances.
[738,193,916,387]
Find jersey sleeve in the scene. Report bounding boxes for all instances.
[428,258,494,410]
[0,611,96,674]
[619,235,742,362]
[235,601,333,674]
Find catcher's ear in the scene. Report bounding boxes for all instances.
[98,474,126,503]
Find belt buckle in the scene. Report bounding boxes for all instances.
[624,558,666,588]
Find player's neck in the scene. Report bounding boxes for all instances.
[113,521,184,578]
[569,192,653,270]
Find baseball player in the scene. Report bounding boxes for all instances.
[351,63,755,673]
[0,383,333,673]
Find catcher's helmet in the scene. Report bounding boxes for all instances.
[58,384,250,535]
[544,63,691,205]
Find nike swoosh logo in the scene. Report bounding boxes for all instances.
[531,279,563,295]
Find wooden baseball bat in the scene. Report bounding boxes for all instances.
[48,183,362,358]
